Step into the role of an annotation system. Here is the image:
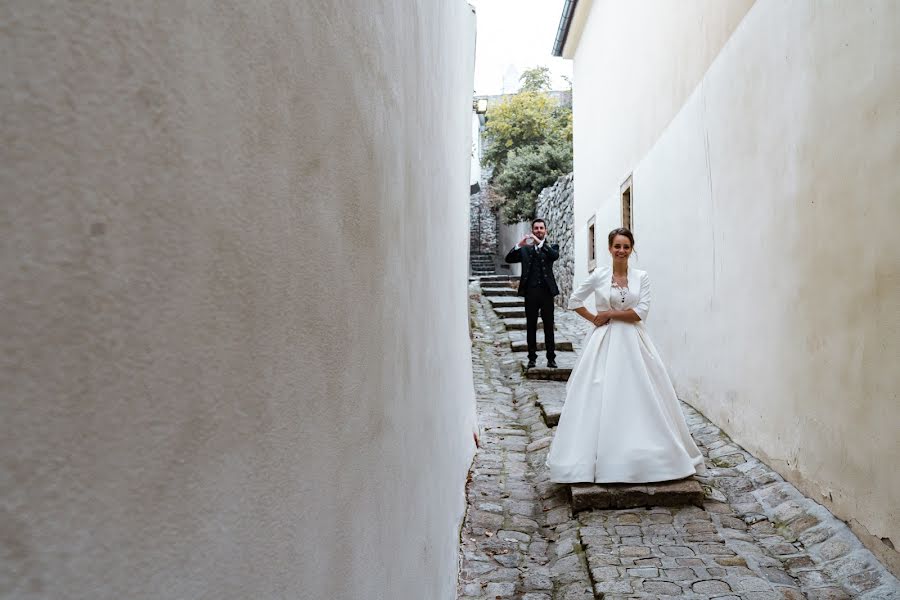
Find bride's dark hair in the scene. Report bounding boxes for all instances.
[608,227,635,248]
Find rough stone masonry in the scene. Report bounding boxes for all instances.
[535,173,574,308]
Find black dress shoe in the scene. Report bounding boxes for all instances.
[547,359,558,369]
[526,359,536,369]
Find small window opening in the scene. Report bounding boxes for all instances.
[621,175,633,231]
[587,216,596,272]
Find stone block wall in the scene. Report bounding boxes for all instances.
[536,173,575,306]
[469,167,498,255]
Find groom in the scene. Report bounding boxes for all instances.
[505,218,560,369]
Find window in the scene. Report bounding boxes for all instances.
[621,175,633,231]
[587,216,596,272]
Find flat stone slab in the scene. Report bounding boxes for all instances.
[510,339,573,352]
[481,287,518,297]
[503,317,528,330]
[525,381,567,426]
[523,354,574,381]
[525,367,571,382]
[571,478,705,512]
[494,306,526,319]
[479,275,516,283]
[503,317,551,330]
[523,353,574,368]
[481,281,515,288]
[489,297,524,308]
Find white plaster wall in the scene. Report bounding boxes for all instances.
[498,222,531,276]
[577,0,899,568]
[570,0,756,284]
[0,2,477,599]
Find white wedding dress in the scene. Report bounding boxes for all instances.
[546,266,705,483]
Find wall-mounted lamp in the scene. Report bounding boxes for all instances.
[473,98,488,114]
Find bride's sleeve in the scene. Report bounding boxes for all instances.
[634,272,651,321]
[567,270,600,310]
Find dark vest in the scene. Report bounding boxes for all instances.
[526,247,550,289]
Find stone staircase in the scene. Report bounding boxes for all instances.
[469,252,496,279]
[483,282,575,382]
[480,279,705,512]
[481,286,518,297]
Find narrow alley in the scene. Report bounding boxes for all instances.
[457,277,899,600]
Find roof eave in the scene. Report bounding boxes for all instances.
[551,0,578,57]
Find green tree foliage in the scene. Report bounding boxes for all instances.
[555,105,573,144]
[493,143,573,223]
[482,92,560,172]
[481,66,573,224]
[518,66,552,92]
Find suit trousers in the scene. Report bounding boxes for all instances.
[524,286,555,362]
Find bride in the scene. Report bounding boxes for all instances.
[546,227,705,483]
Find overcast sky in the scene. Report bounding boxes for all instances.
[470,0,574,96]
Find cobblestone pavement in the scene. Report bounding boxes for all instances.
[458,282,899,599]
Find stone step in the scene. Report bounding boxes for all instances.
[570,478,705,511]
[524,381,566,427]
[504,317,570,332]
[482,280,515,287]
[482,287,518,297]
[510,339,574,353]
[525,366,571,382]
[494,306,525,319]
[483,279,511,284]
[480,275,516,283]
[522,354,573,381]
[488,297,524,308]
[502,317,541,330]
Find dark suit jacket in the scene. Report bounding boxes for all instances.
[505,241,560,297]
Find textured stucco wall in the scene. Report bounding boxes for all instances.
[570,0,755,283]
[0,2,477,599]
[572,0,899,571]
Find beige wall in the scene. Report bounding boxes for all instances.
[0,2,477,599]
[570,0,755,283]
[571,0,900,570]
